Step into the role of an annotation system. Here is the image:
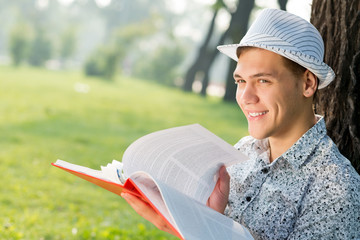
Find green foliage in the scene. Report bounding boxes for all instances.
[59,26,77,61]
[212,0,227,11]
[111,18,157,46]
[84,19,157,81]
[8,23,53,68]
[8,21,31,66]
[27,27,53,67]
[0,66,247,239]
[84,45,120,80]
[114,18,187,86]
[133,43,186,86]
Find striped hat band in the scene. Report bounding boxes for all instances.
[217,8,335,89]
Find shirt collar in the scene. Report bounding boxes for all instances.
[280,115,327,169]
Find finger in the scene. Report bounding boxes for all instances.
[121,193,154,218]
[206,166,230,213]
[218,166,230,195]
[121,193,176,235]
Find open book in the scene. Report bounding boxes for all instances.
[52,124,253,240]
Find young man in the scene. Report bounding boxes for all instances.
[122,8,360,239]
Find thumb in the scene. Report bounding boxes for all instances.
[218,165,230,195]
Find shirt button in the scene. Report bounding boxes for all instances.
[246,196,252,202]
[261,168,269,174]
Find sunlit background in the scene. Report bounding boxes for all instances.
[0,0,313,239]
[0,0,312,96]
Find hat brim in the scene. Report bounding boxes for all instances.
[217,42,335,89]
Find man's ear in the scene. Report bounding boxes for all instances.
[303,70,318,98]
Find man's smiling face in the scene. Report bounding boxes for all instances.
[234,47,308,140]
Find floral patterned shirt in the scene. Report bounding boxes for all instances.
[226,116,360,239]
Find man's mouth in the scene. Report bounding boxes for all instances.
[248,111,268,117]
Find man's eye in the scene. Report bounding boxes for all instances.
[235,79,245,84]
[259,79,269,83]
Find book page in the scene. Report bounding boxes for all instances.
[131,172,253,240]
[122,124,248,204]
[54,160,110,181]
[160,181,254,240]
[54,159,124,184]
[53,160,146,200]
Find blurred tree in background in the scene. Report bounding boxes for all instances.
[84,18,158,81]
[84,45,119,80]
[28,27,53,67]
[182,0,226,94]
[8,21,31,66]
[80,0,190,82]
[4,0,69,67]
[59,26,77,68]
[133,43,185,86]
[2,0,320,99]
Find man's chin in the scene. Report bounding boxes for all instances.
[248,131,268,140]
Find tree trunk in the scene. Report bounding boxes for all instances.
[278,0,288,11]
[200,28,230,96]
[223,0,255,101]
[311,0,360,173]
[183,9,219,92]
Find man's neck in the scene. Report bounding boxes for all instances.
[268,114,317,163]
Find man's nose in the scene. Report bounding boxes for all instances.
[237,84,259,105]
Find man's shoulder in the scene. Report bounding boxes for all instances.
[306,135,360,195]
[313,134,355,170]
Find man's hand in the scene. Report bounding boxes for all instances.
[121,192,177,236]
[121,166,229,235]
[206,165,230,214]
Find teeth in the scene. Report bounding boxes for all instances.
[249,111,267,117]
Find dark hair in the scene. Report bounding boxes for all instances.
[236,46,306,78]
[281,56,306,78]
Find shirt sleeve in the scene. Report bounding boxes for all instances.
[288,167,360,239]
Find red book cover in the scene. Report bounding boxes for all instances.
[52,162,183,239]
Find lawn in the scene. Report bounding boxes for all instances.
[0,66,248,239]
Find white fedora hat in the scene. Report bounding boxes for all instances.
[217,8,335,89]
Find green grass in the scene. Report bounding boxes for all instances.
[0,66,248,240]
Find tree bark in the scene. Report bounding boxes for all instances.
[223,0,255,101]
[311,0,360,173]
